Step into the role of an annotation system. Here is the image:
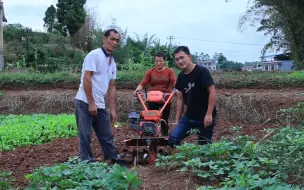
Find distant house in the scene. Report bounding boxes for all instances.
[241,65,255,71]
[258,53,293,71]
[197,59,217,71]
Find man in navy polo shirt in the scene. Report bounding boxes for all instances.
[75,28,126,166]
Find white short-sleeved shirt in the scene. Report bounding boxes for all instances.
[75,48,117,109]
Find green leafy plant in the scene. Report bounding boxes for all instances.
[25,157,141,190]
[156,126,304,189]
[0,171,13,190]
[0,114,77,151]
[280,102,304,125]
[257,126,304,185]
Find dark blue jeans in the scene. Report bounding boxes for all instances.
[75,99,118,161]
[168,115,216,147]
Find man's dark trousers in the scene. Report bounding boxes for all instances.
[75,99,118,161]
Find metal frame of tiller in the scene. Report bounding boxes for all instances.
[123,90,175,165]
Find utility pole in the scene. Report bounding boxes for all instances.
[86,29,96,52]
[0,0,5,70]
[167,35,175,47]
[167,35,175,67]
[22,27,31,67]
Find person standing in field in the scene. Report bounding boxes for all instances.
[168,46,217,151]
[133,52,177,136]
[74,28,126,166]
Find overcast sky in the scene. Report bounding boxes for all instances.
[5,0,272,63]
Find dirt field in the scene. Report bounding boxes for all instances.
[0,120,281,189]
[1,88,304,123]
[0,88,303,189]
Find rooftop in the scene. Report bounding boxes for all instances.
[242,65,255,68]
[259,61,282,65]
[260,53,292,61]
[197,59,216,63]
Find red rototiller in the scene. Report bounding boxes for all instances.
[122,90,175,165]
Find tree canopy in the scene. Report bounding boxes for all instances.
[239,0,304,70]
[43,0,87,46]
[43,5,56,33]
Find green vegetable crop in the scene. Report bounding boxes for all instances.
[0,114,77,151]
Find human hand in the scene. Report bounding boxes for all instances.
[174,120,179,127]
[133,90,139,97]
[110,110,117,124]
[204,114,212,128]
[88,102,97,116]
[172,88,178,95]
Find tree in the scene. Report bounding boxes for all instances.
[212,53,243,71]
[43,5,56,33]
[192,52,199,63]
[149,39,175,67]
[220,61,243,71]
[55,0,86,46]
[239,0,304,70]
[73,6,99,52]
[213,53,227,65]
[204,54,210,60]
[3,23,27,42]
[198,52,211,61]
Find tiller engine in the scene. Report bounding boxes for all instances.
[122,90,175,165]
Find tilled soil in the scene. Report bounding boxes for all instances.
[1,88,304,124]
[0,121,281,189]
[0,88,302,189]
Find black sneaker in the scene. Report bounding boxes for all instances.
[112,158,128,168]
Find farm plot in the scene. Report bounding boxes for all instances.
[0,115,303,189]
[156,125,304,189]
[0,88,304,189]
[0,114,77,151]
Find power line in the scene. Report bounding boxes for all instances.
[167,35,175,46]
[174,36,265,46]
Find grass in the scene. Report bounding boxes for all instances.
[1,70,304,89]
[0,71,78,86]
[216,71,304,88]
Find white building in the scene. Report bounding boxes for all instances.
[241,65,255,71]
[259,53,293,72]
[197,59,217,71]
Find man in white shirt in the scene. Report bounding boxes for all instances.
[75,28,126,166]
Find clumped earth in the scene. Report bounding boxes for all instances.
[0,88,303,189]
[0,120,281,189]
[1,88,303,123]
